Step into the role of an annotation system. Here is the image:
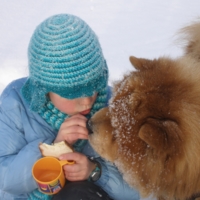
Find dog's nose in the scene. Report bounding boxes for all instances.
[86,120,93,134]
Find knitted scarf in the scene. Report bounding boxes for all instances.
[28,89,107,200]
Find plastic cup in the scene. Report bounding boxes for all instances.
[32,156,74,195]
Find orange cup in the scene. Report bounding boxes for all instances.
[32,156,74,195]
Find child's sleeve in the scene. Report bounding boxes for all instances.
[82,142,140,200]
[95,157,140,200]
[0,100,54,195]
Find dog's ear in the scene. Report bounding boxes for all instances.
[129,56,152,71]
[138,118,181,152]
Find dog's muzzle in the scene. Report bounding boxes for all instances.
[86,120,93,134]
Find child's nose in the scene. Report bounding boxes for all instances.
[81,96,94,105]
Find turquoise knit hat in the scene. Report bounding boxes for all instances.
[21,14,108,112]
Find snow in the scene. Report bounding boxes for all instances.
[0,0,200,199]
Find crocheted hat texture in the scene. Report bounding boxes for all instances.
[21,14,108,112]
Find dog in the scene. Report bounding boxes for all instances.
[89,21,200,200]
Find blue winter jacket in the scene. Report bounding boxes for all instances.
[0,78,140,200]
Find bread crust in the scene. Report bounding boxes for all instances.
[39,141,73,158]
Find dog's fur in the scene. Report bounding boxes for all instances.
[89,21,200,200]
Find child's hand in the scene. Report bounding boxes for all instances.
[59,152,96,181]
[54,114,89,145]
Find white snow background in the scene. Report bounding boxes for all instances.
[0,1,200,199]
[1,0,200,94]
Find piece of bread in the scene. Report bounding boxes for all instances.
[39,141,73,158]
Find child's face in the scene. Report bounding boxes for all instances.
[49,92,97,116]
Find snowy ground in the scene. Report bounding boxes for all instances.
[0,1,200,199]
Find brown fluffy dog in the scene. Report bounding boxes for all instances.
[89,21,200,200]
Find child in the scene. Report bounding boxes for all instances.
[0,14,139,200]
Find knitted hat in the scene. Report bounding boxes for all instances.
[21,14,108,112]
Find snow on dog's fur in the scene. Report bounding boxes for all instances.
[89,21,200,200]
